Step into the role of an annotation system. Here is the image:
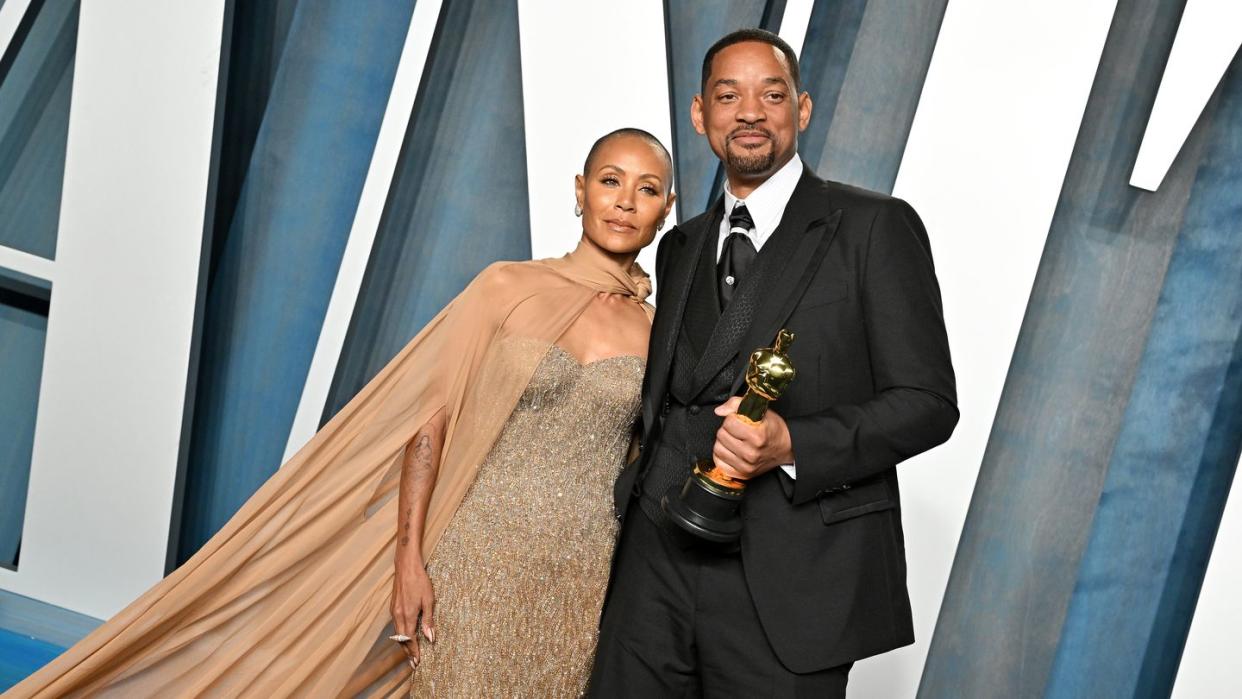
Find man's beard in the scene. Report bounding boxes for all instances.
[725,133,778,175]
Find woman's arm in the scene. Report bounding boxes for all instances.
[391,407,446,667]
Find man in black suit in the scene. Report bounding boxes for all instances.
[590,29,958,697]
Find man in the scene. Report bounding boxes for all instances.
[590,29,958,697]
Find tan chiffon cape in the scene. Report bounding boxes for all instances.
[6,242,652,698]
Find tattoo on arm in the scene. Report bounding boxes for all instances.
[399,433,437,549]
[413,434,434,474]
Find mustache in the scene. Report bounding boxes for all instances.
[728,126,774,141]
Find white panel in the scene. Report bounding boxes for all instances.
[0,0,34,59]
[779,0,815,59]
[848,1,1117,695]
[284,0,444,461]
[1172,453,1242,698]
[0,0,226,618]
[0,245,55,282]
[1130,0,1242,191]
[517,0,676,281]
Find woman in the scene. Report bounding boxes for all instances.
[395,128,674,695]
[6,128,674,698]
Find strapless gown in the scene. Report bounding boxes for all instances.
[411,343,644,697]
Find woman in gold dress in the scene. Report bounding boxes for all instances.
[392,129,674,695]
[6,129,673,698]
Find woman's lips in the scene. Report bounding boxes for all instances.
[605,219,636,232]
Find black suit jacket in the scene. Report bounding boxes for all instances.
[614,166,959,671]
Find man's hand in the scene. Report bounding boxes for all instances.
[711,396,795,480]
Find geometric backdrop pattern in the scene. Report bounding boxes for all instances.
[0,0,77,569]
[324,0,531,422]
[921,0,1242,695]
[176,0,415,560]
[0,1,1239,696]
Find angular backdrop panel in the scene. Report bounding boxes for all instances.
[922,2,1242,695]
[324,0,531,419]
[176,0,415,562]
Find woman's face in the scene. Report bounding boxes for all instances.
[576,136,675,257]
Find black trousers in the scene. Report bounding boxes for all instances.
[589,506,851,698]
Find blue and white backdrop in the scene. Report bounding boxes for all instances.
[0,1,1239,696]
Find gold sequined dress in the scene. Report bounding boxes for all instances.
[412,342,644,697]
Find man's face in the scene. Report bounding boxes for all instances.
[692,41,811,183]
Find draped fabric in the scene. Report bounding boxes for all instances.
[6,243,650,698]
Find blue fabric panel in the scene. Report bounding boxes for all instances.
[176,0,415,562]
[663,0,783,214]
[798,0,945,192]
[0,0,77,259]
[920,2,1208,696]
[325,0,530,418]
[1046,53,1242,698]
[0,287,47,568]
[206,0,298,278]
[796,0,866,166]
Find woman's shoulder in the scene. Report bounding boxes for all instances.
[467,259,576,300]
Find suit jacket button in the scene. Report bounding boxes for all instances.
[688,405,701,415]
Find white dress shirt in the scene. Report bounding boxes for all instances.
[716,154,804,479]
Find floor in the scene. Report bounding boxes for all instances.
[0,589,98,691]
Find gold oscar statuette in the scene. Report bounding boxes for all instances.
[662,329,797,542]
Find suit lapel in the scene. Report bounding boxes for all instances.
[730,206,842,394]
[640,203,719,443]
[689,168,840,397]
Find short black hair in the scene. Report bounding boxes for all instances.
[582,127,673,191]
[701,28,801,94]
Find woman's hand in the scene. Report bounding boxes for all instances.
[391,565,436,668]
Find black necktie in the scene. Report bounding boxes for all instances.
[718,203,757,308]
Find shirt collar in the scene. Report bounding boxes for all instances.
[722,154,804,242]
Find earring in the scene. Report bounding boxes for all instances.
[656,219,666,230]
[574,203,583,217]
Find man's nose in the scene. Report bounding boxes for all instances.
[736,95,765,122]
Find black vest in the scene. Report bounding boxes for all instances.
[639,210,750,524]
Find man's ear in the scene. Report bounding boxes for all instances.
[797,92,813,131]
[691,95,706,135]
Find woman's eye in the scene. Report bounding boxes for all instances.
[601,176,619,186]
[640,186,658,195]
